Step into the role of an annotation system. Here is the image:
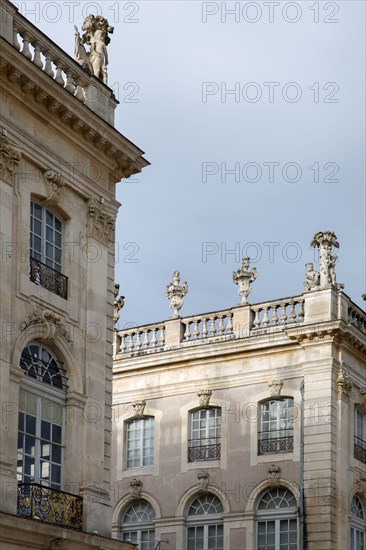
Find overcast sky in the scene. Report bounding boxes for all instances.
[17,0,366,327]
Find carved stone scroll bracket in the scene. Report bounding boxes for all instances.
[131,400,146,418]
[21,309,72,343]
[197,471,209,493]
[129,478,142,499]
[0,130,21,185]
[87,197,116,244]
[268,465,281,487]
[268,380,284,398]
[197,389,212,408]
[43,168,66,205]
[358,388,366,413]
[337,365,353,399]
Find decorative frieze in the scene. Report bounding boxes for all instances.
[131,400,146,418]
[0,130,21,184]
[268,379,283,398]
[87,197,116,244]
[166,271,188,318]
[22,309,71,342]
[197,389,212,408]
[268,465,281,487]
[197,471,209,493]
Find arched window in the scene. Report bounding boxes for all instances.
[17,343,67,490]
[188,407,221,462]
[186,494,223,550]
[256,488,297,550]
[125,417,154,469]
[350,495,365,550]
[121,500,155,550]
[258,398,294,455]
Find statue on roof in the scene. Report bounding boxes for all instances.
[306,231,344,291]
[74,15,114,85]
[233,257,257,305]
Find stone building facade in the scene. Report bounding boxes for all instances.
[0,0,148,547]
[112,238,366,550]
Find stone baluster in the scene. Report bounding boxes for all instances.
[298,300,304,321]
[73,76,85,101]
[289,301,296,323]
[151,328,157,348]
[227,314,233,334]
[127,332,134,352]
[209,317,216,336]
[253,308,260,329]
[143,329,149,349]
[272,305,279,326]
[54,60,65,86]
[135,332,142,351]
[218,315,224,335]
[183,322,190,341]
[21,32,32,60]
[32,41,43,69]
[43,50,54,78]
[262,306,269,328]
[13,25,21,51]
[280,304,287,324]
[160,328,165,346]
[193,320,199,339]
[64,70,76,94]
[120,334,126,353]
[202,318,208,338]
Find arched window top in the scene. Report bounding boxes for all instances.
[122,501,155,525]
[257,488,297,510]
[351,496,364,519]
[20,343,67,391]
[188,494,223,516]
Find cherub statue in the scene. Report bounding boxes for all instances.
[303,262,320,292]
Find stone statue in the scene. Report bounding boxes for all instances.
[74,15,114,85]
[233,257,257,305]
[166,271,188,318]
[303,262,320,292]
[113,283,125,325]
[310,231,344,290]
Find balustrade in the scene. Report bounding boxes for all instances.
[251,298,305,330]
[117,324,165,354]
[348,304,366,335]
[182,311,234,342]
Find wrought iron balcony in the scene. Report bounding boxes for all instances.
[258,433,294,455]
[17,483,83,530]
[354,436,366,464]
[30,257,68,299]
[188,439,221,462]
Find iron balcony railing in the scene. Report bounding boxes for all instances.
[188,438,221,462]
[30,257,68,299]
[258,431,294,455]
[17,483,83,530]
[354,436,366,464]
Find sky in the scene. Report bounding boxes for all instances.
[16,0,366,327]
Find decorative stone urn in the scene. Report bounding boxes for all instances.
[166,271,188,317]
[233,257,257,305]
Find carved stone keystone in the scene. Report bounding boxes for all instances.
[197,389,212,408]
[268,380,283,398]
[268,465,281,487]
[22,309,71,343]
[132,400,146,418]
[129,478,142,498]
[197,471,209,493]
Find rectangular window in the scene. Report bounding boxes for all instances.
[29,201,68,299]
[17,389,64,489]
[350,527,365,550]
[125,417,154,469]
[354,408,366,464]
[188,408,221,462]
[258,399,294,455]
